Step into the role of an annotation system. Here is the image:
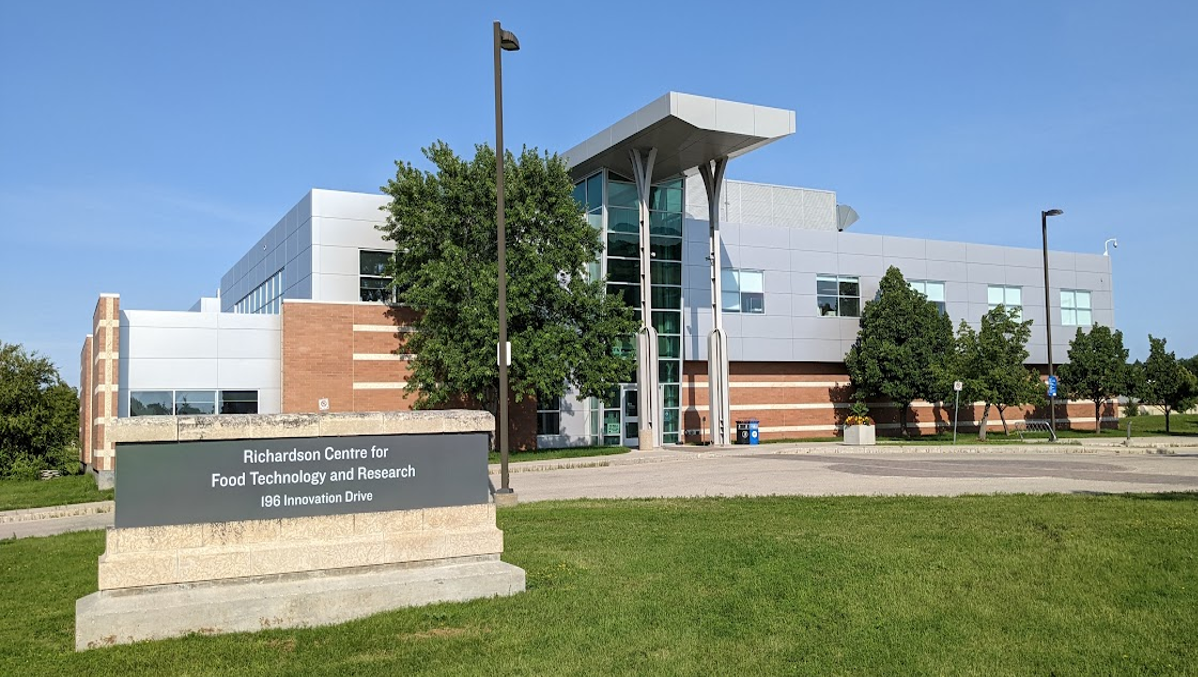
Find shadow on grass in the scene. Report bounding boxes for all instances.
[1072,490,1198,501]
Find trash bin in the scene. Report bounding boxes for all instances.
[736,420,750,444]
[736,419,760,445]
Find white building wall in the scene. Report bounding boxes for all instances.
[310,189,392,303]
[118,308,282,416]
[219,192,314,310]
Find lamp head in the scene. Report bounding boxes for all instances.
[499,29,520,51]
[1043,209,1064,217]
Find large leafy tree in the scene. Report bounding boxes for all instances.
[1057,325,1130,433]
[0,342,79,479]
[378,141,637,417]
[942,305,1042,440]
[846,266,953,435]
[1138,335,1198,433]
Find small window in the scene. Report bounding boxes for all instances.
[910,280,947,315]
[130,391,173,416]
[721,269,765,314]
[987,285,1023,320]
[220,390,259,415]
[536,396,561,436]
[817,275,861,317]
[360,250,395,303]
[1061,289,1092,326]
[175,391,216,416]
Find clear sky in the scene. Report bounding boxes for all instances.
[2,0,1195,385]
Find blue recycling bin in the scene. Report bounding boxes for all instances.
[736,419,760,445]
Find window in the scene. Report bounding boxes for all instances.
[130,391,173,416]
[721,269,765,313]
[234,268,284,314]
[360,250,394,303]
[175,391,216,415]
[130,390,259,416]
[220,390,259,414]
[817,275,860,317]
[536,396,561,436]
[909,280,947,314]
[987,285,1022,319]
[1061,290,1092,326]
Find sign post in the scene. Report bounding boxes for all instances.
[952,380,963,444]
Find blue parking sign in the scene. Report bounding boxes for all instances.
[1047,375,1058,397]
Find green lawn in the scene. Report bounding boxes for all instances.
[0,475,112,512]
[3,494,1197,675]
[488,445,629,464]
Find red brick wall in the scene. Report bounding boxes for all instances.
[281,301,536,449]
[683,360,1117,442]
[78,335,93,466]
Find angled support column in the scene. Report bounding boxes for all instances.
[630,148,660,450]
[699,158,732,446]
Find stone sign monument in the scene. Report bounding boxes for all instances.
[75,410,525,650]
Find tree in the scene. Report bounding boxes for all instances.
[0,342,79,479]
[1139,335,1198,433]
[942,305,1042,440]
[1057,325,1130,433]
[378,141,637,422]
[845,266,953,435]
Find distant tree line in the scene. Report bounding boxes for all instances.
[845,267,1197,437]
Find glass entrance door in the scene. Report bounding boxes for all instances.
[621,385,639,448]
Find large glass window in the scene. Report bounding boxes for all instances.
[721,269,765,313]
[360,250,394,303]
[817,275,861,317]
[987,285,1022,319]
[220,390,259,414]
[1061,290,1092,326]
[130,391,173,416]
[536,396,561,436]
[909,279,947,314]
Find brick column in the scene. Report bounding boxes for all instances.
[79,335,93,468]
[89,294,120,488]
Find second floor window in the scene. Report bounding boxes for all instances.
[987,285,1022,320]
[360,250,394,303]
[1061,290,1092,326]
[909,280,946,314]
[817,275,860,317]
[721,269,765,313]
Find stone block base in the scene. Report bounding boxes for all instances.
[76,555,525,650]
[843,425,876,446]
[87,464,114,490]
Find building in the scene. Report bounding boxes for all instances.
[78,92,1115,482]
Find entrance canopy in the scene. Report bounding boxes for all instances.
[564,92,796,182]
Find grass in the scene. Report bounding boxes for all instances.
[2,494,1197,675]
[878,413,1198,445]
[0,475,112,512]
[488,445,629,464]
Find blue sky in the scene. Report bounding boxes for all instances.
[2,0,1195,385]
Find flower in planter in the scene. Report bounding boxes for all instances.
[846,400,874,427]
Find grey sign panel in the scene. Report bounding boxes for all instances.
[115,432,489,529]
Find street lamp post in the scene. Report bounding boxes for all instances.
[1042,208,1064,436]
[494,21,519,503]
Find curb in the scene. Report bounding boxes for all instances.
[0,501,114,524]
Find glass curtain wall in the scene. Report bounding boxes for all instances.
[576,170,684,446]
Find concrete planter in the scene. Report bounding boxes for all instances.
[843,425,876,446]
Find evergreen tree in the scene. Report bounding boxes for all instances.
[846,266,953,435]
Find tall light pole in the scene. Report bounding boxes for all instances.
[494,21,519,503]
[1042,208,1064,436]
